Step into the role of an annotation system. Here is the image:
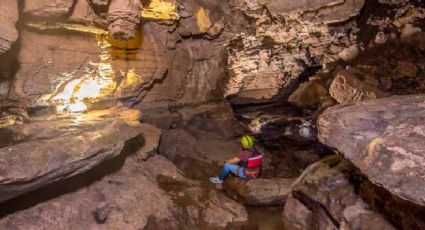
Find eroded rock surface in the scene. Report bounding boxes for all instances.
[225,0,365,104]
[283,156,396,230]
[329,68,386,103]
[318,95,425,207]
[107,0,141,40]
[0,157,179,230]
[23,0,75,18]
[0,0,19,55]
[0,107,146,203]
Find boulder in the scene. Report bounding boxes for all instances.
[201,191,248,228]
[69,0,101,25]
[282,194,314,230]
[107,0,141,40]
[288,80,334,109]
[283,156,396,230]
[0,0,19,55]
[137,154,192,184]
[396,61,418,78]
[23,0,75,17]
[318,95,425,207]
[400,25,425,51]
[329,68,386,103]
[0,107,149,203]
[318,95,425,229]
[0,157,178,230]
[224,177,295,205]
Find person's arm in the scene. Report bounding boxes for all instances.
[225,157,240,164]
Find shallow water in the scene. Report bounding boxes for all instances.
[242,206,286,230]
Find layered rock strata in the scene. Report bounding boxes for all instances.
[0,107,145,203]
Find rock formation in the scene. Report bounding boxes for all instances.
[0,0,424,229]
[283,156,396,230]
[318,95,425,229]
[0,107,146,203]
[0,0,19,55]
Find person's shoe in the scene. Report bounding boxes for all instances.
[210,177,223,184]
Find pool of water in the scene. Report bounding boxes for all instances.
[234,205,286,230]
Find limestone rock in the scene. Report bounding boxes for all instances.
[400,25,425,51]
[226,0,364,105]
[282,194,314,230]
[160,128,239,164]
[23,0,75,17]
[90,0,109,6]
[107,0,141,40]
[396,61,418,78]
[318,95,425,207]
[138,154,190,184]
[0,0,19,55]
[69,0,100,25]
[11,26,167,109]
[258,0,364,24]
[288,80,334,109]
[223,177,295,205]
[201,191,248,228]
[329,68,386,103]
[141,39,227,104]
[338,45,361,62]
[0,156,178,230]
[141,0,179,21]
[0,107,147,203]
[283,156,396,230]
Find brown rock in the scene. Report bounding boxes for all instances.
[0,0,19,55]
[288,80,333,108]
[224,177,295,205]
[201,191,248,228]
[90,0,109,6]
[282,194,313,230]
[11,26,168,109]
[0,158,178,230]
[400,25,425,50]
[318,95,425,207]
[284,156,396,230]
[0,107,148,203]
[69,0,99,25]
[329,69,386,103]
[23,0,75,17]
[338,45,361,62]
[138,154,191,184]
[107,0,141,40]
[396,61,418,78]
[142,39,227,104]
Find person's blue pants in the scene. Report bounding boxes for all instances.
[218,163,245,180]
